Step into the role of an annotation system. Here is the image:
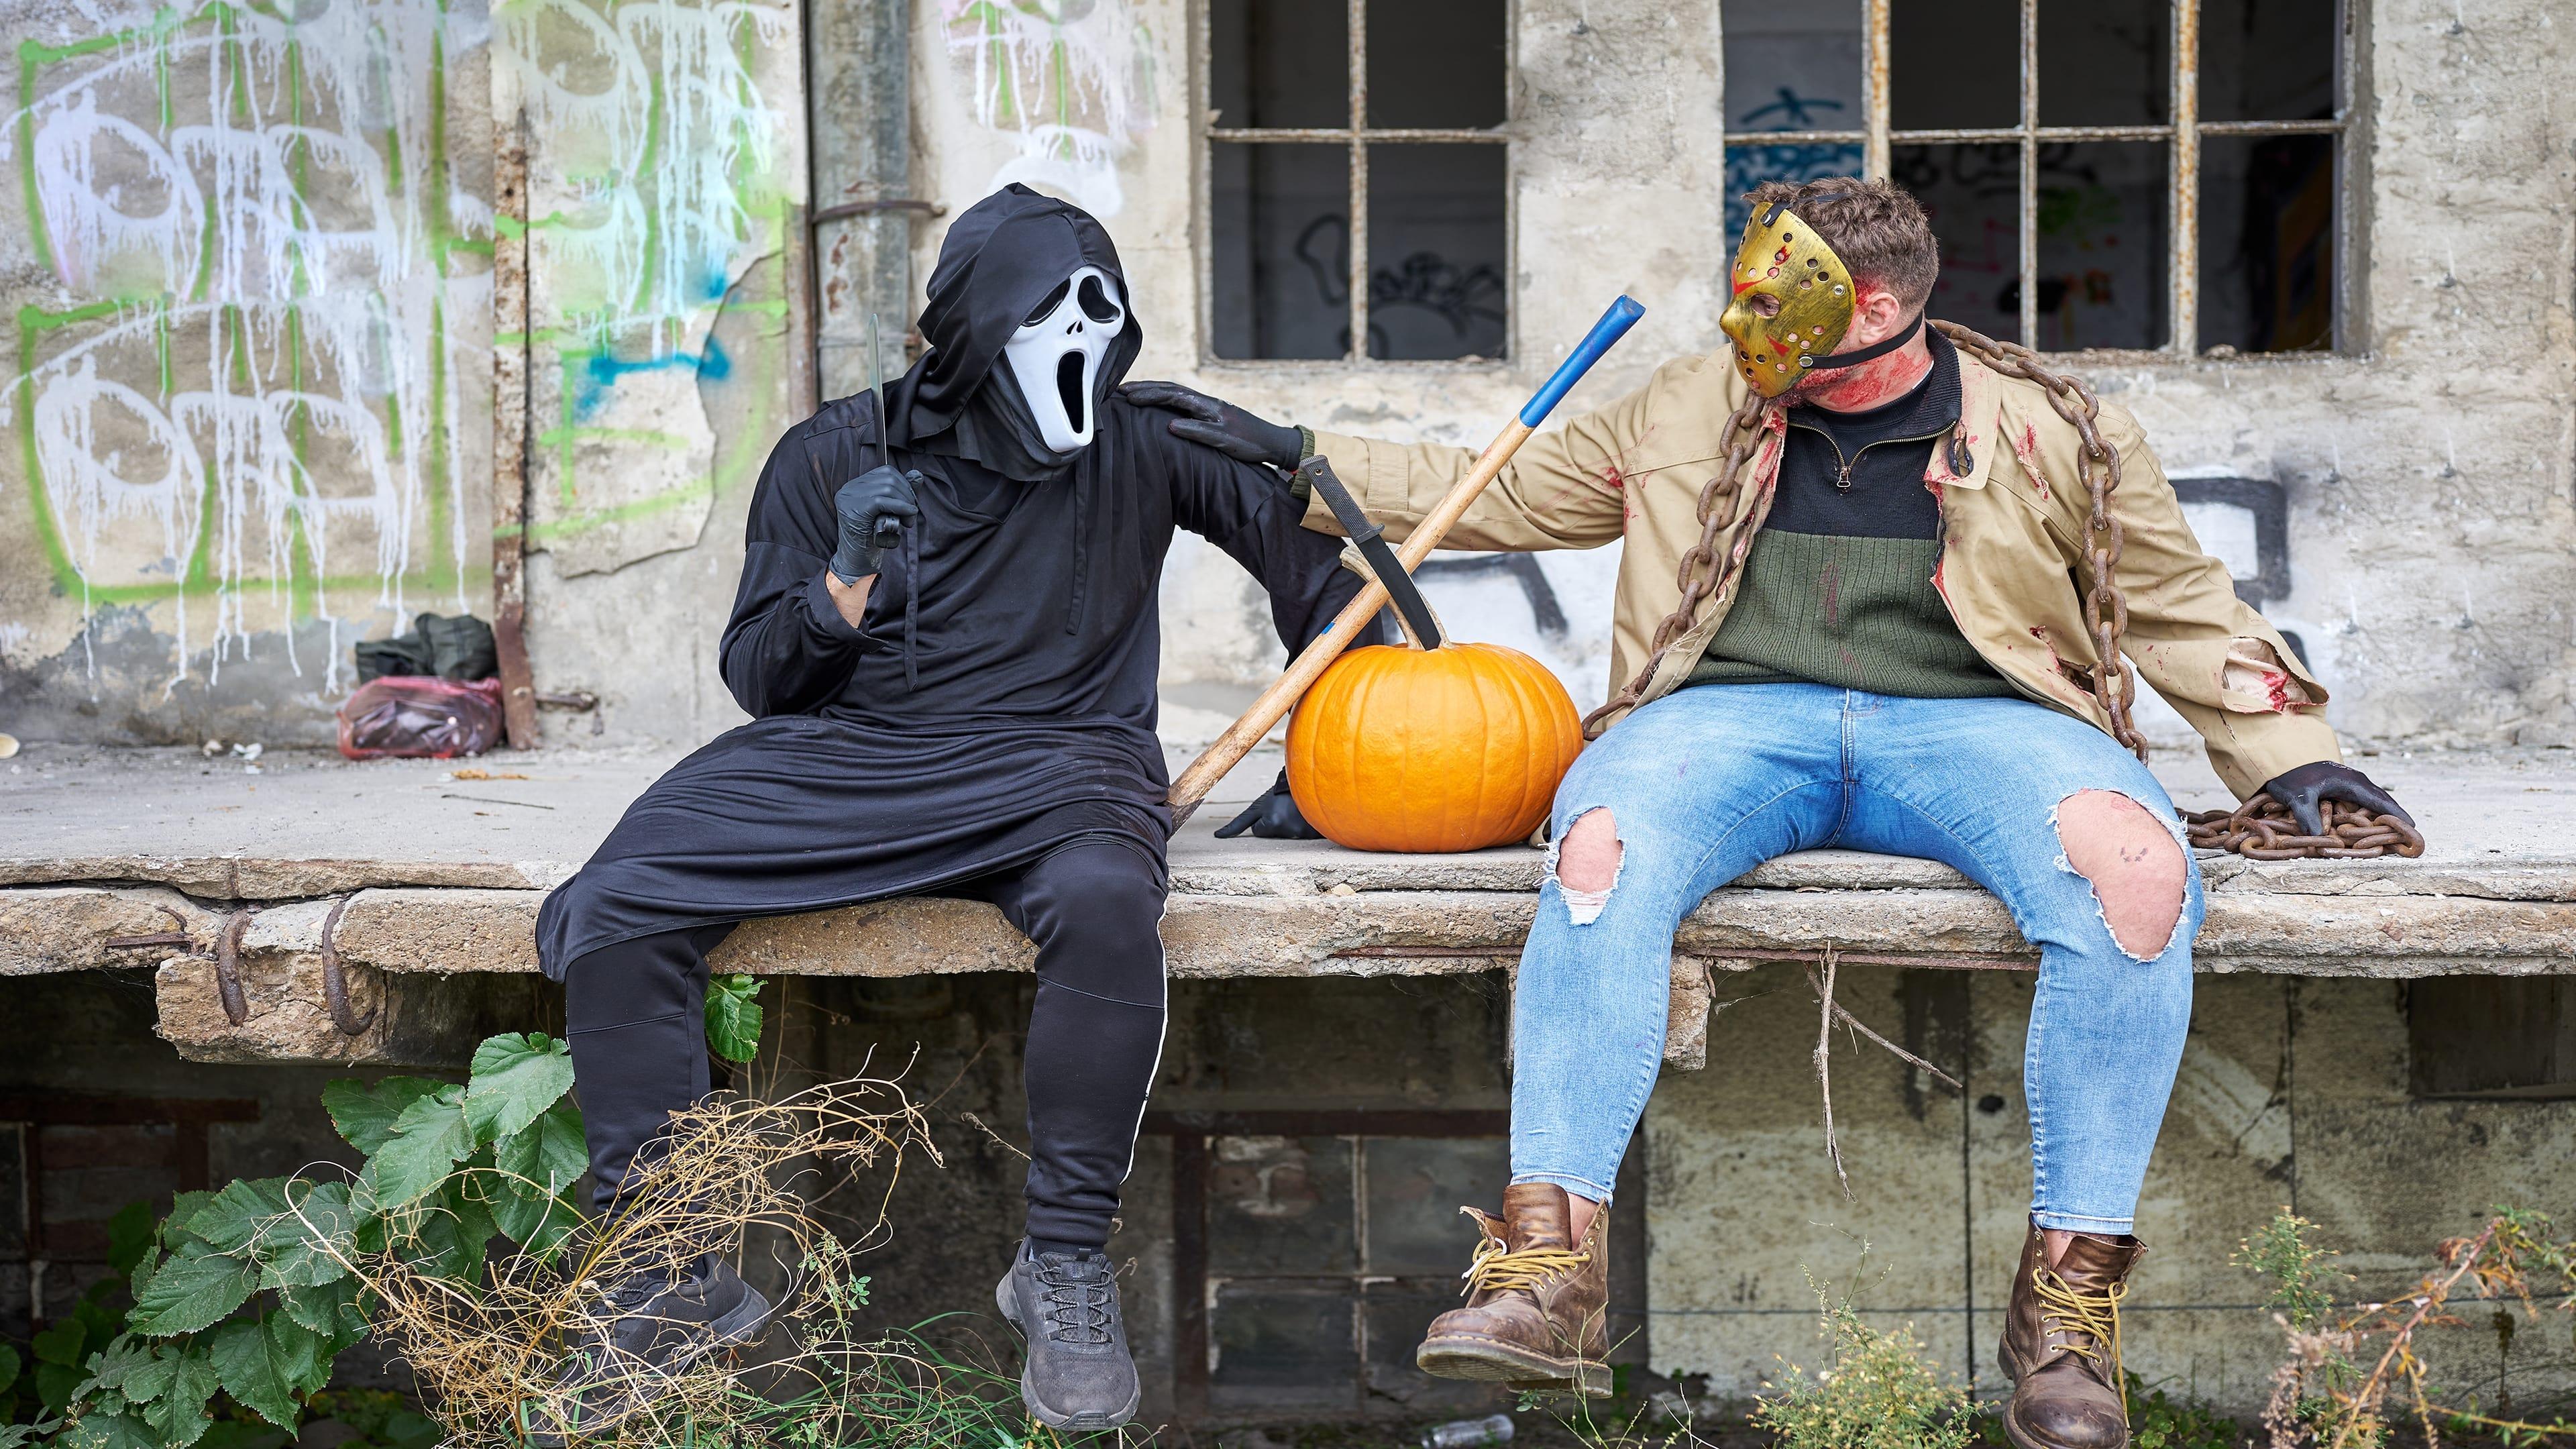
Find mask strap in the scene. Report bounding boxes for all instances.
[1804,311,1923,372]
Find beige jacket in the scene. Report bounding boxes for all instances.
[1305,344,2339,799]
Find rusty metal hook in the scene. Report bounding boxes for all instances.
[318,896,377,1038]
[213,909,253,1026]
[102,904,199,954]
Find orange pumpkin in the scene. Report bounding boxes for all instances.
[1286,641,1585,853]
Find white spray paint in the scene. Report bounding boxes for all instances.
[942,0,1157,219]
[7,0,474,693]
[495,0,790,357]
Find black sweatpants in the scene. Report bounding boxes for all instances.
[562,837,1169,1248]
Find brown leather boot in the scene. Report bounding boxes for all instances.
[1414,1183,1611,1396]
[1997,1220,2144,1449]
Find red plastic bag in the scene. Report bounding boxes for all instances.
[336,676,504,759]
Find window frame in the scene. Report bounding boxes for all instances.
[1721,0,2362,360]
[1193,0,1518,370]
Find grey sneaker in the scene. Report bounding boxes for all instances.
[524,1255,771,1446]
[995,1242,1142,1430]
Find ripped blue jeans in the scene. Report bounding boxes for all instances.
[1512,682,2200,1234]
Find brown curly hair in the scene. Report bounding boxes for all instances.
[1742,177,1939,311]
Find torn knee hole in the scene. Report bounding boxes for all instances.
[2053,789,2187,959]
[1551,809,1623,924]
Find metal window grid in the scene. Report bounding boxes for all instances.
[1721,0,2357,358]
[1195,0,1515,368]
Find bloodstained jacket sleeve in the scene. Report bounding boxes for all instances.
[718,417,879,716]
[1162,423,1378,656]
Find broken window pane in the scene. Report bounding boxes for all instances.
[2033,142,2167,352]
[1364,145,1507,360]
[2201,0,2337,123]
[1208,1134,1356,1274]
[2037,0,2167,127]
[1209,0,1346,129]
[1893,143,2020,344]
[1721,0,1865,235]
[1362,1136,1508,1275]
[1890,0,2019,130]
[1210,1283,1362,1408]
[1369,0,1505,129]
[1211,144,1352,360]
[2198,134,2334,354]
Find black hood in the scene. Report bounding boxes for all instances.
[893,184,1142,478]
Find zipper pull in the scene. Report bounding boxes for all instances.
[1836,459,1856,491]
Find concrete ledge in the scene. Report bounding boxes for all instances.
[10,743,2576,1065]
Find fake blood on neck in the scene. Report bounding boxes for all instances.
[1794,336,1935,415]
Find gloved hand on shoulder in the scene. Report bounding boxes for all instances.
[1122,381,1305,473]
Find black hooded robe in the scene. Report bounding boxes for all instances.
[538,186,1368,1246]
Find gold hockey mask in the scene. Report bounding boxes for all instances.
[1720,202,1858,397]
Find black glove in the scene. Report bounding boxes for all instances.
[829,465,924,584]
[2257,760,2413,837]
[1213,769,1323,841]
[1122,380,1303,471]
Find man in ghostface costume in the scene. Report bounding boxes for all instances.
[529,184,1366,1436]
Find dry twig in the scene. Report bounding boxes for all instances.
[352,1076,994,1447]
[1806,951,1965,1204]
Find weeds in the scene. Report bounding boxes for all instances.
[19,1024,1107,1449]
[1513,1366,1712,1449]
[2237,1207,2576,1448]
[1750,1273,1976,1449]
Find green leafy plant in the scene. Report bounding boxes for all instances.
[2235,1209,2351,1335]
[37,1032,587,1448]
[704,974,765,1065]
[2123,1373,2242,1449]
[1752,1273,1976,1449]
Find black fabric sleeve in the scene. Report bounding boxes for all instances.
[1165,435,1374,655]
[718,422,877,716]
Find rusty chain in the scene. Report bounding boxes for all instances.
[1930,321,2149,761]
[2182,795,2426,860]
[1582,388,1777,733]
[1587,319,2402,861]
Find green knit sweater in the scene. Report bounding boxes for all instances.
[1686,530,2020,698]
[1684,333,2017,700]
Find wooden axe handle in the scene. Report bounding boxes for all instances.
[1168,296,1647,826]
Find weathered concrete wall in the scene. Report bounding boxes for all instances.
[8,0,2575,755]
[0,0,499,744]
[903,0,2576,752]
[0,0,808,749]
[1646,963,2576,1413]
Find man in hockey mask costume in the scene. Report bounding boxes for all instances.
[530,184,1374,1435]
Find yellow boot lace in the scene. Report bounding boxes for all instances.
[1460,1231,1593,1296]
[2032,1265,2129,1413]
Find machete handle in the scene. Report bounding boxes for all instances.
[1167,294,1648,826]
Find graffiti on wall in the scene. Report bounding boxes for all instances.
[942,0,1155,218]
[499,0,800,576]
[6,0,486,691]
[3,0,803,708]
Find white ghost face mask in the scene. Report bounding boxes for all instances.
[1002,264,1126,454]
